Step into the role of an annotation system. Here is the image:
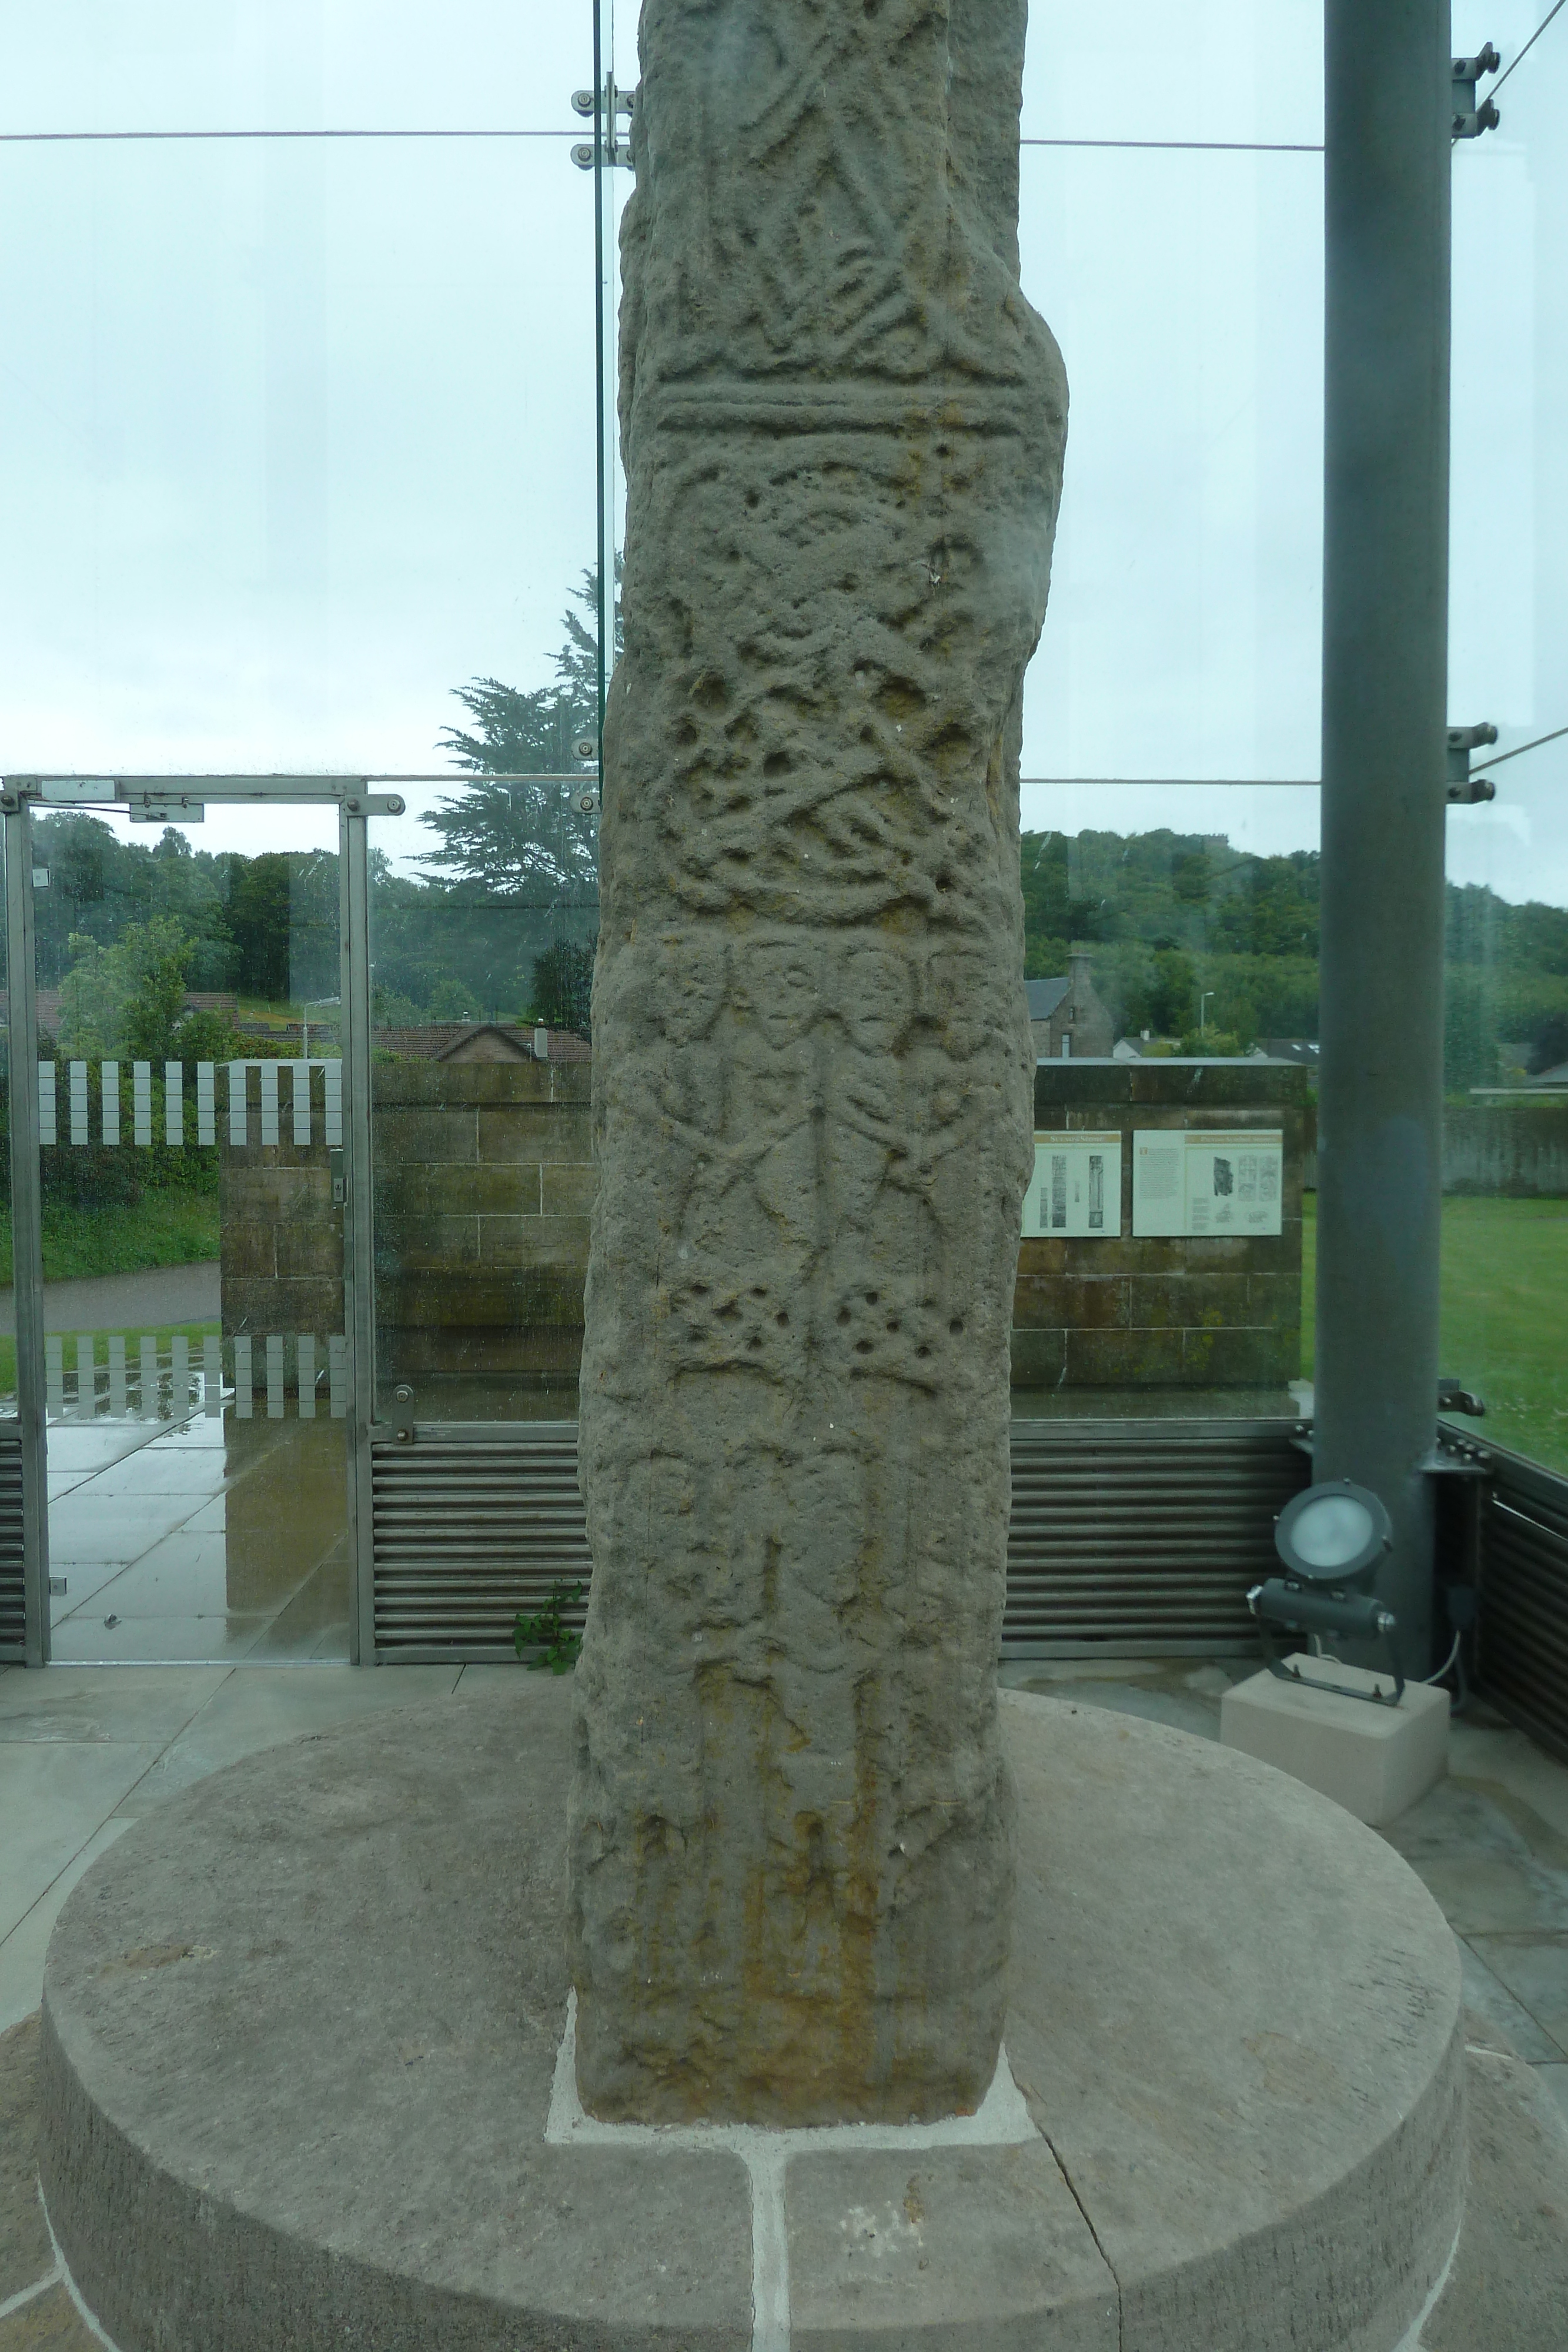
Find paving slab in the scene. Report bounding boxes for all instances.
[0,1746,157,1945]
[71,1536,248,1620]
[38,1688,1463,2352]
[1380,1773,1568,1935]
[105,1663,462,1813]
[1456,1937,1566,2064]
[1463,1935,1568,2056]
[46,1615,269,1667]
[0,1669,226,1749]
[45,1495,199,1568]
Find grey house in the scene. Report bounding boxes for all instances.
[1028,951,1114,1061]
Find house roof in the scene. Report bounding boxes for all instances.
[1026,978,1069,1020]
[372,1022,590,1064]
[434,1024,536,1064]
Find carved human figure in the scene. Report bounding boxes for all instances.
[570,0,1068,2124]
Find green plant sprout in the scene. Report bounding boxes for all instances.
[513,1581,585,1673]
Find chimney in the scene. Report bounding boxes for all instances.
[1067,947,1093,1000]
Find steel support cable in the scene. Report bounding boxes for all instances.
[0,126,579,142]
[1470,720,1568,775]
[1491,0,1568,98]
[0,126,1323,152]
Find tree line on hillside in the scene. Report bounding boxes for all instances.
[16,557,1568,1098]
[1023,827,1568,1084]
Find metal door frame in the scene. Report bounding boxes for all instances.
[0,771,417,1665]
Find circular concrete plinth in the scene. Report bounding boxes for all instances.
[38,1686,1463,2352]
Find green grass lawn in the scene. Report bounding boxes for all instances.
[1302,1193,1568,1475]
[0,1190,220,1287]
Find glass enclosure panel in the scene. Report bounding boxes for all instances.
[1018,145,1323,789]
[0,133,593,774]
[0,823,18,1659]
[3,8,585,138]
[1442,9,1568,1472]
[1014,786,1318,1423]
[1013,127,1323,1428]
[36,805,350,1662]
[367,776,597,1425]
[1019,0,1323,150]
[0,821,11,1412]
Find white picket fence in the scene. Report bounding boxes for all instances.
[44,1333,349,1422]
[37,1060,343,1150]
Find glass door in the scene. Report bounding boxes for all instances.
[360,773,597,1658]
[22,788,355,1665]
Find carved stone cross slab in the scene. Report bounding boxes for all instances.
[570,0,1067,2124]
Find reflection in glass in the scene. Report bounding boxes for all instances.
[369,723,600,1425]
[35,810,350,1662]
[1442,12,1568,1472]
[1014,789,1318,1422]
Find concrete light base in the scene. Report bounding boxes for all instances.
[38,1686,1463,2352]
[1221,1653,1450,1825]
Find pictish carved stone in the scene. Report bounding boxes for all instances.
[570,0,1067,2124]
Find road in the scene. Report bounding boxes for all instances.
[0,1260,220,1337]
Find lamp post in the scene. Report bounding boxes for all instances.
[1199,990,1214,1035]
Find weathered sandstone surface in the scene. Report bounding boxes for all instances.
[571,0,1068,2123]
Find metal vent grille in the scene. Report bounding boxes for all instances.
[372,1428,590,1658]
[1479,1448,1568,1764]
[0,1422,26,1659]
[372,1416,1306,1662]
[1004,1419,1308,1656]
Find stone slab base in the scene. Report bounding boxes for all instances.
[36,1685,1464,2352]
[1221,1653,1451,1824]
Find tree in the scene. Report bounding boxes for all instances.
[57,916,238,1067]
[416,764,599,906]
[420,564,621,904]
[531,941,594,1033]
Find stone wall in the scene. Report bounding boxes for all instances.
[219,1066,343,1362]
[1439,1104,1568,1196]
[370,1058,594,1392]
[1302,1103,1568,1195]
[223,1053,1309,1404]
[219,1058,596,1398]
[1013,1060,1308,1389]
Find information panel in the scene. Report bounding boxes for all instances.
[1022,1130,1123,1238]
[1132,1128,1283,1238]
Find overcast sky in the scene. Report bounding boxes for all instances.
[0,1,1562,904]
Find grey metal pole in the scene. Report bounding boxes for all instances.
[340,803,377,1665]
[1315,1,1452,1671]
[4,800,51,1665]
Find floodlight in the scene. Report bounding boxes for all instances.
[1274,1481,1390,1582]
[1247,1478,1403,1706]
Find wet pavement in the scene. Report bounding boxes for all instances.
[45,1409,348,1665]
